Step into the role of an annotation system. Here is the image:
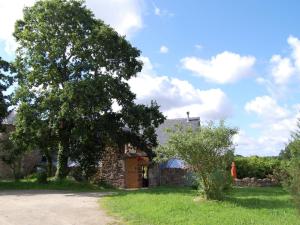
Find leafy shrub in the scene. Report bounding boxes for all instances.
[235,156,280,179]
[69,167,86,182]
[185,172,199,189]
[36,169,48,183]
[282,138,300,213]
[199,169,231,200]
[286,158,300,213]
[156,120,237,200]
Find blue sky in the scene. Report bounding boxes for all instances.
[1,0,300,156]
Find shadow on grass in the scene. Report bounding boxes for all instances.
[225,196,293,209]
[224,187,294,210]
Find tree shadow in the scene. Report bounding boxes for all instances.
[224,187,294,210]
[225,196,294,209]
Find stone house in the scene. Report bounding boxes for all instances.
[96,112,200,188]
[94,144,149,188]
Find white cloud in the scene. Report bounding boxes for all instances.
[270,55,295,84]
[153,3,173,17]
[240,96,300,156]
[0,0,35,54]
[85,0,144,37]
[235,109,300,156]
[159,45,169,54]
[195,44,203,50]
[234,130,291,156]
[288,35,300,70]
[181,51,256,84]
[245,95,289,120]
[129,56,233,119]
[268,35,300,87]
[154,6,161,16]
[0,0,144,54]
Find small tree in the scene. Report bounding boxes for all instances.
[283,118,300,213]
[156,121,237,200]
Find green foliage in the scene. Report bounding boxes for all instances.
[12,0,165,180]
[36,169,48,183]
[283,138,300,213]
[0,134,24,180]
[286,157,300,213]
[0,57,13,128]
[234,156,280,179]
[0,177,112,192]
[155,121,237,200]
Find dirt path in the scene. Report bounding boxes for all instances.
[0,190,116,225]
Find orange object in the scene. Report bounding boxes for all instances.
[231,161,237,179]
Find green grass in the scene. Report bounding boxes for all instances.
[0,178,111,192]
[102,187,299,225]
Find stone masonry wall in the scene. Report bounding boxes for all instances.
[161,168,188,186]
[149,166,189,187]
[234,177,279,187]
[148,164,160,187]
[94,147,126,188]
[0,151,41,179]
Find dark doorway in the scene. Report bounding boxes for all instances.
[142,165,149,187]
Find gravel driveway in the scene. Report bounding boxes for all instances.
[0,190,116,225]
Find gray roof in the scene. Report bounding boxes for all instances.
[156,117,200,145]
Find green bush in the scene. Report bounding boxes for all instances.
[199,169,231,200]
[235,156,280,178]
[36,168,48,183]
[283,138,300,213]
[286,158,300,213]
[69,167,86,182]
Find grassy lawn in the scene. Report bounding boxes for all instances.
[102,187,299,225]
[0,178,111,192]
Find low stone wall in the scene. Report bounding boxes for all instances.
[234,177,279,187]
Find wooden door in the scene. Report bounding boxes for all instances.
[125,158,140,188]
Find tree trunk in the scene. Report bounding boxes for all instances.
[45,149,53,177]
[55,143,69,180]
[12,159,22,181]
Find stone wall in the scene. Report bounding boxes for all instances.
[148,164,160,187]
[94,147,126,188]
[148,166,189,187]
[161,168,188,186]
[0,151,41,179]
[0,160,13,178]
[234,177,279,187]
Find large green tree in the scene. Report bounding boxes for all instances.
[155,121,237,200]
[0,57,13,127]
[13,0,165,180]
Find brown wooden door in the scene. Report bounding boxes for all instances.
[125,158,140,188]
